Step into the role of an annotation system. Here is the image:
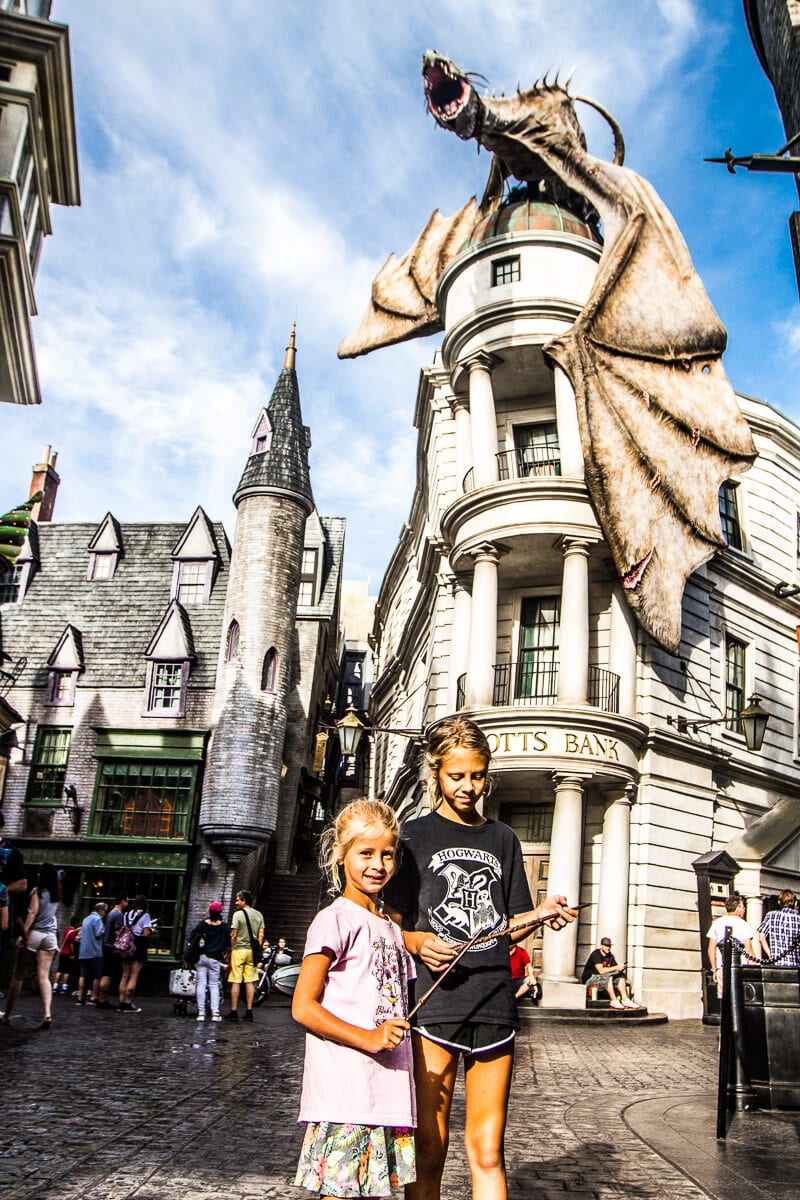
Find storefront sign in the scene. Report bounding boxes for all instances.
[487,727,621,763]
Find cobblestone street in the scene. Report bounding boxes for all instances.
[2,994,798,1200]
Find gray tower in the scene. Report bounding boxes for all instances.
[200,326,314,894]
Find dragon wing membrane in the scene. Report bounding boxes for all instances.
[337,199,477,359]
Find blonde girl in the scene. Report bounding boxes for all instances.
[292,798,416,1199]
[384,716,576,1200]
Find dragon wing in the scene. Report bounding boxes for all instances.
[338,199,477,359]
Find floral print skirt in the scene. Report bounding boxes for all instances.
[294,1121,416,1197]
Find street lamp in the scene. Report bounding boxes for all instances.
[334,705,424,757]
[197,852,212,881]
[667,693,770,753]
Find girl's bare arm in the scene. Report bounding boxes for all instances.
[292,950,409,1053]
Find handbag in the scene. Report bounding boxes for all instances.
[169,967,197,998]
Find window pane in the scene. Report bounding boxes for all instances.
[91,759,195,841]
[719,482,743,550]
[499,802,554,843]
[492,256,520,285]
[517,597,559,700]
[0,564,22,605]
[725,637,746,732]
[177,562,207,604]
[149,663,183,711]
[27,727,72,803]
[514,423,561,477]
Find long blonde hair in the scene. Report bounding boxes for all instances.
[319,798,400,895]
[425,716,492,810]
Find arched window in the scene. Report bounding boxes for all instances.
[261,647,277,692]
[226,620,240,662]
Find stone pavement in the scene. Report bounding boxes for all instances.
[1,992,798,1200]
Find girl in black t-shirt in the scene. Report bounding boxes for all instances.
[385,716,576,1200]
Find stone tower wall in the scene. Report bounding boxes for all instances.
[200,493,308,852]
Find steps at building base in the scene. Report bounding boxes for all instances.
[520,1006,668,1026]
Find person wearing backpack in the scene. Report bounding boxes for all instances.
[118,894,153,1012]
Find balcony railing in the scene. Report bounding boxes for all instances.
[456,663,620,714]
[463,448,562,493]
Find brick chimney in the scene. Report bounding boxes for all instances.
[29,445,60,522]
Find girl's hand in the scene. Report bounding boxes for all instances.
[366,1017,410,1053]
[536,895,578,931]
[413,931,458,971]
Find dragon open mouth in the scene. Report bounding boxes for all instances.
[422,52,479,139]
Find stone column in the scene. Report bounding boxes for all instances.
[554,366,584,478]
[465,354,499,489]
[609,586,638,718]
[557,539,591,706]
[541,772,586,981]
[465,542,502,709]
[451,395,472,493]
[449,574,472,711]
[597,784,634,955]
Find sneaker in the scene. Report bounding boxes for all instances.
[75,999,86,1006]
[224,1011,239,1021]
[622,999,641,1009]
[87,998,98,1006]
[609,999,624,1010]
[127,1003,142,1013]
[196,1014,206,1021]
[211,1015,222,1022]
[242,1009,253,1022]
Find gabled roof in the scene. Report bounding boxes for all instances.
[47,623,84,670]
[88,513,123,554]
[145,600,195,660]
[170,506,221,561]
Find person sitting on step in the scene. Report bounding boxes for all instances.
[581,937,641,1009]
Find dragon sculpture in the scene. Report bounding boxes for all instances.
[339,52,756,655]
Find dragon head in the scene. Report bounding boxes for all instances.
[422,51,483,141]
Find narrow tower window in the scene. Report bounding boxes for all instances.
[226,620,240,662]
[261,647,277,692]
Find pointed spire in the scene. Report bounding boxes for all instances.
[284,322,297,371]
[233,329,313,515]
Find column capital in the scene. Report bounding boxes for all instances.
[450,393,470,415]
[551,771,590,790]
[557,535,596,558]
[468,540,510,566]
[601,781,636,806]
[451,351,502,392]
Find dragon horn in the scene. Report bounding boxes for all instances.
[573,94,625,165]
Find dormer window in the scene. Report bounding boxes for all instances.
[87,513,123,581]
[250,410,272,457]
[170,507,220,606]
[46,625,84,707]
[144,600,195,718]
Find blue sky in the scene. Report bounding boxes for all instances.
[2,0,798,586]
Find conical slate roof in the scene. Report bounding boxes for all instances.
[233,328,313,512]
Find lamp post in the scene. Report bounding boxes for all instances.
[334,705,424,757]
[197,852,212,881]
[667,693,770,752]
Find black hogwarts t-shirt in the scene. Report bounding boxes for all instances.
[384,812,533,1027]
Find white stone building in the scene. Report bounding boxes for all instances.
[368,194,800,1019]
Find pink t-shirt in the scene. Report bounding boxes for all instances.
[297,897,416,1128]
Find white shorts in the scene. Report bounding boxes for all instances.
[26,929,58,953]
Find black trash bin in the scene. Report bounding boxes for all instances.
[741,966,800,1109]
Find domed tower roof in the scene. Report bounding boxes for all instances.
[460,190,601,251]
[233,325,314,514]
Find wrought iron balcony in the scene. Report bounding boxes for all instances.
[462,448,562,493]
[456,663,620,714]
